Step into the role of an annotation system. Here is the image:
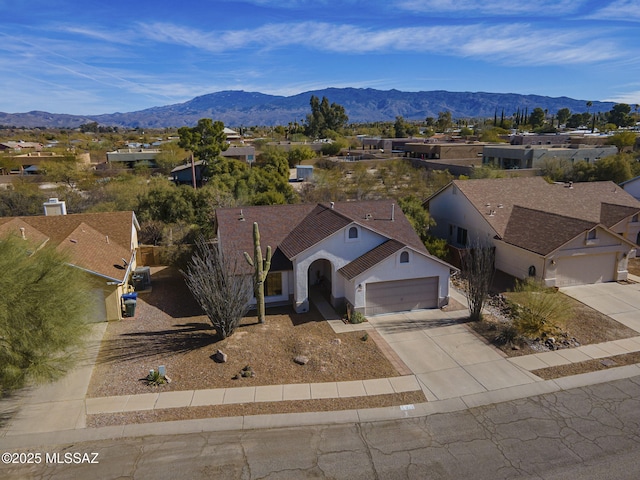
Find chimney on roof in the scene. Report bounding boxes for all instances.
[43,198,67,216]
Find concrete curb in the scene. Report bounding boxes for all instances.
[2,362,639,450]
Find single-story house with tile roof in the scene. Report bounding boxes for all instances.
[425,177,640,287]
[0,208,140,321]
[216,200,455,316]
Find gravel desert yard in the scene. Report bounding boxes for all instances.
[87,266,426,425]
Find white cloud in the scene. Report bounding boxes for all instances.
[138,21,621,66]
[395,0,583,16]
[587,0,640,21]
[604,90,640,105]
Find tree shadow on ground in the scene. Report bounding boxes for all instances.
[372,316,474,335]
[140,266,204,319]
[96,322,218,364]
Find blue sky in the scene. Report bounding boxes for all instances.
[1,0,639,115]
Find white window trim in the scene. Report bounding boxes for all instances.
[345,225,360,243]
[399,250,410,265]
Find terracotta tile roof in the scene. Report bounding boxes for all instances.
[501,206,596,255]
[0,211,137,281]
[338,239,404,280]
[216,200,431,274]
[450,177,640,237]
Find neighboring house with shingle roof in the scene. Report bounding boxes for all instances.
[0,206,140,321]
[216,200,454,316]
[425,177,640,287]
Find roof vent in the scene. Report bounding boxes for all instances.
[19,227,26,239]
[365,213,372,220]
[239,209,245,221]
[330,202,335,209]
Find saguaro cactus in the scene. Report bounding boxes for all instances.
[244,222,272,324]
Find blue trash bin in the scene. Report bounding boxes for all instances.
[122,293,138,317]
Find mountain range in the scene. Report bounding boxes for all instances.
[0,88,617,129]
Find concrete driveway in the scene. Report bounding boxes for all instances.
[367,303,540,401]
[560,281,640,333]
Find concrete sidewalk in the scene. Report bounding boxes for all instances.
[83,375,421,416]
[4,284,640,447]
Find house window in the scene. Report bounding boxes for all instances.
[264,272,282,297]
[456,227,468,246]
[632,214,639,223]
[587,229,597,240]
[400,251,410,264]
[348,226,358,239]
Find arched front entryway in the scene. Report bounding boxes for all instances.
[308,258,333,302]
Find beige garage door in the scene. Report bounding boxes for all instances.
[555,254,616,287]
[365,277,438,316]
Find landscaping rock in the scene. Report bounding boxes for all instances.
[213,350,227,363]
[294,355,309,365]
[330,338,341,346]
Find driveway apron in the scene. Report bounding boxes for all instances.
[367,306,539,401]
[561,281,640,333]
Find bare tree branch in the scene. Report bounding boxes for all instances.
[183,236,252,339]
[459,239,495,322]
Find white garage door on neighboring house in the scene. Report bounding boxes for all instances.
[89,288,108,323]
[555,254,616,287]
[365,277,439,316]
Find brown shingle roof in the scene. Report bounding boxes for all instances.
[338,239,404,280]
[600,203,640,227]
[501,206,596,255]
[215,200,431,274]
[56,222,133,281]
[279,204,352,258]
[450,177,640,237]
[215,204,317,274]
[0,218,50,249]
[0,211,137,281]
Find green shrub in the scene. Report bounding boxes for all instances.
[146,370,166,386]
[350,311,367,324]
[508,279,572,339]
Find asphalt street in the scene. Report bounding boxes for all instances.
[2,375,639,480]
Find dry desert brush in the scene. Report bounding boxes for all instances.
[183,236,252,340]
[508,279,572,339]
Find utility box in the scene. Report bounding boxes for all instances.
[132,266,152,291]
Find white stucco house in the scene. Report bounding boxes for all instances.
[425,177,640,287]
[621,175,640,201]
[216,200,455,316]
